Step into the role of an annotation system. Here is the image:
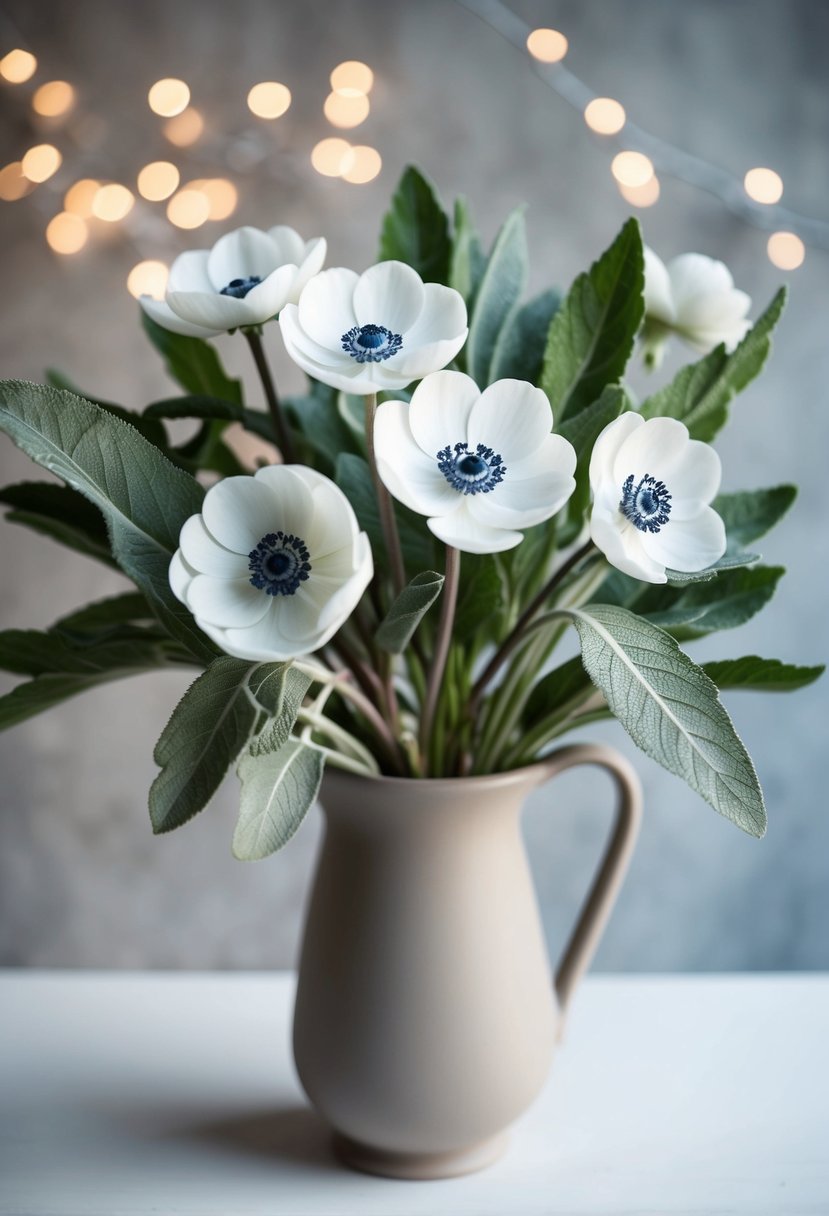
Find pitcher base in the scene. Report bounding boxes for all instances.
[332,1129,510,1180]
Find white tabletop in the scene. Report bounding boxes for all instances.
[1,972,827,1216]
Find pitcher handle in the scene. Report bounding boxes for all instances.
[537,743,643,1015]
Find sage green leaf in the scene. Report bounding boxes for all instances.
[233,738,325,860]
[664,552,760,585]
[145,395,276,446]
[713,484,797,548]
[0,631,188,728]
[541,218,645,422]
[149,657,285,833]
[376,571,444,653]
[643,565,783,634]
[449,197,486,307]
[335,452,435,572]
[489,287,560,385]
[285,380,359,470]
[523,655,593,728]
[46,368,170,449]
[54,593,154,635]
[0,380,214,663]
[250,667,312,757]
[378,165,451,284]
[141,312,243,403]
[639,289,786,441]
[556,385,627,539]
[566,603,766,835]
[704,656,824,693]
[0,481,117,567]
[455,554,506,640]
[466,207,528,388]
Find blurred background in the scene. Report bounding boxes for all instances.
[0,0,826,971]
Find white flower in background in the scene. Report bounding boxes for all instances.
[589,413,726,584]
[140,225,327,337]
[373,371,576,554]
[641,248,751,367]
[169,465,372,660]
[279,261,468,394]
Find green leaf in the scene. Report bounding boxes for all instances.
[566,603,766,836]
[335,452,435,572]
[523,655,593,727]
[449,197,486,307]
[642,565,784,635]
[54,593,154,635]
[46,369,170,449]
[145,395,276,445]
[455,554,506,640]
[489,288,560,385]
[639,289,786,441]
[233,738,325,860]
[378,165,451,284]
[0,481,117,567]
[0,631,187,728]
[466,207,528,388]
[713,484,797,548]
[249,666,312,757]
[285,380,359,471]
[376,571,444,653]
[541,218,645,422]
[149,657,284,834]
[664,552,760,586]
[141,312,243,403]
[704,656,824,693]
[556,386,627,540]
[0,380,214,663]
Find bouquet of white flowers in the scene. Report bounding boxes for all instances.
[0,166,821,858]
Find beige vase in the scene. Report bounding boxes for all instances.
[292,743,642,1180]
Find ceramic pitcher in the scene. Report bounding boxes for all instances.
[293,742,642,1179]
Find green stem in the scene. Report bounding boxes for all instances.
[420,546,460,772]
[245,329,296,463]
[298,708,380,773]
[364,393,406,595]
[294,657,400,769]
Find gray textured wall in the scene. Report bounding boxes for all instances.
[1,0,827,972]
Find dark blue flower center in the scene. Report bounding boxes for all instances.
[248,531,311,596]
[341,323,403,363]
[620,473,672,533]
[437,442,507,495]
[220,275,262,299]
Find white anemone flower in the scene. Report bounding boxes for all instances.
[373,371,576,555]
[279,261,468,394]
[140,225,327,337]
[642,248,751,367]
[589,413,726,584]
[169,465,372,661]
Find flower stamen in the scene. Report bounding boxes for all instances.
[620,473,672,533]
[341,323,403,363]
[220,275,262,299]
[249,531,311,596]
[437,441,507,495]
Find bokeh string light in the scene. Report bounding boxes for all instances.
[0,48,36,83]
[458,0,829,263]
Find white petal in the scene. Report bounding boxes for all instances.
[201,476,279,554]
[353,261,425,334]
[467,379,555,462]
[267,226,306,265]
[139,295,221,339]
[165,289,257,331]
[399,282,468,347]
[589,412,643,496]
[179,514,250,578]
[681,319,751,354]
[427,501,523,554]
[470,464,575,530]
[407,370,481,458]
[507,433,578,483]
[375,398,460,516]
[643,247,675,323]
[169,550,195,603]
[296,267,359,349]
[186,574,271,628]
[612,417,689,485]
[640,506,726,572]
[390,333,468,380]
[207,226,281,291]
[219,599,308,661]
[667,254,734,311]
[677,288,751,332]
[253,463,358,558]
[242,264,300,323]
[661,440,722,516]
[247,463,316,539]
[290,237,327,301]
[590,506,667,584]
[167,249,213,294]
[279,305,358,371]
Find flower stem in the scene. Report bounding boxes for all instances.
[467,539,596,716]
[364,393,406,595]
[245,329,296,463]
[297,708,380,774]
[420,545,460,772]
[295,657,403,774]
